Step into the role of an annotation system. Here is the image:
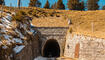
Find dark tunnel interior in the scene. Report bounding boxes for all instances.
[43,40,60,58]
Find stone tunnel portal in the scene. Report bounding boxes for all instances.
[42,39,60,57]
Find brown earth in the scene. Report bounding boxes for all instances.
[31,9,105,39]
[32,17,68,27]
[64,10,105,39]
[2,6,105,39]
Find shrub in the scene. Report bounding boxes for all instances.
[12,10,26,21]
[27,9,33,15]
[69,27,73,33]
[102,5,105,10]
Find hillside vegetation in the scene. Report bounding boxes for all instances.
[63,10,105,39]
[27,8,105,39]
[2,6,105,39]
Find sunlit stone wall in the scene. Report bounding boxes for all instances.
[64,33,105,60]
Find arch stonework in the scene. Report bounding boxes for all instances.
[34,27,69,56]
[42,39,60,57]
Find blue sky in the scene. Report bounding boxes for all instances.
[4,0,105,9]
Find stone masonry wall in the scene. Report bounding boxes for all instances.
[35,27,69,56]
[64,33,105,60]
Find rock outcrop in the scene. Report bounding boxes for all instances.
[0,12,40,60]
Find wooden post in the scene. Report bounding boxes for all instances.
[9,3,12,11]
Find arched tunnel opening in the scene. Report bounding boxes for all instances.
[42,40,60,58]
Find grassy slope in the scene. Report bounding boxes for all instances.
[3,6,104,39]
[31,9,105,39]
[64,10,105,39]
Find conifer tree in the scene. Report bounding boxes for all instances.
[36,0,41,7]
[29,0,41,7]
[79,1,85,10]
[18,0,21,8]
[57,0,65,9]
[0,0,5,5]
[102,5,105,10]
[67,0,84,10]
[29,0,37,7]
[87,0,99,10]
[51,2,57,9]
[44,0,50,9]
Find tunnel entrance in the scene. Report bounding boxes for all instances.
[42,40,60,57]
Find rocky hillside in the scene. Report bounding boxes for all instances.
[0,10,40,60]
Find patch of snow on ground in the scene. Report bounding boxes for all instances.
[0,41,2,46]
[13,38,22,43]
[2,45,8,49]
[34,56,56,60]
[31,23,34,26]
[30,23,35,28]
[1,28,8,33]
[30,29,35,33]
[10,54,13,58]
[20,24,27,30]
[2,17,10,24]
[3,35,12,40]
[34,56,47,60]
[5,16,12,21]
[0,24,4,27]
[7,13,11,16]
[15,29,24,39]
[3,35,14,45]
[13,45,25,54]
[1,17,11,28]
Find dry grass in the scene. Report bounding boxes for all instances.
[32,17,68,27]
[32,9,105,39]
[2,6,105,39]
[63,10,105,39]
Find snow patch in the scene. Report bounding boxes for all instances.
[7,13,11,16]
[31,23,34,26]
[5,16,12,21]
[10,54,13,58]
[2,17,10,24]
[0,24,4,27]
[13,38,23,43]
[0,41,2,46]
[1,28,8,33]
[3,35,14,44]
[13,45,25,54]
[30,29,35,33]
[1,17,12,28]
[15,29,24,39]
[2,45,8,49]
[34,56,55,60]
[3,35,12,40]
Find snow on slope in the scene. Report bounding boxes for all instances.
[0,11,36,54]
[34,56,55,60]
